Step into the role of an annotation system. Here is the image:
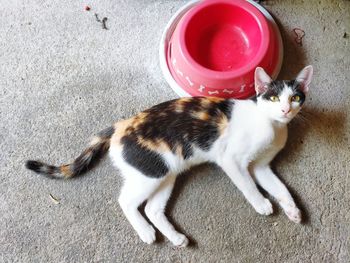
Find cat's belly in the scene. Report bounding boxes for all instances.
[161,147,210,175]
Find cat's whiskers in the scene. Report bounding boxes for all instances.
[293,110,314,128]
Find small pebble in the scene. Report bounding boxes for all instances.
[85,6,91,11]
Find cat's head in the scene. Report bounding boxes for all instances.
[254,66,313,124]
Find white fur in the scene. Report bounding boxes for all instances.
[109,67,312,246]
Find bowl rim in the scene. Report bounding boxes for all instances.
[178,0,271,80]
[159,0,283,98]
[159,0,198,97]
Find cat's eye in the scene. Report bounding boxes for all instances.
[270,96,279,102]
[292,95,301,102]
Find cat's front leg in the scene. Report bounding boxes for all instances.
[219,157,273,216]
[253,165,302,223]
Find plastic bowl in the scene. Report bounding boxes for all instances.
[160,0,283,98]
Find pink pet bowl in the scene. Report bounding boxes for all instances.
[160,0,283,98]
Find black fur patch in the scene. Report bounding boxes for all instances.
[191,121,219,150]
[69,126,115,176]
[249,95,258,103]
[260,80,306,105]
[261,80,286,100]
[120,97,234,177]
[70,144,107,176]
[25,160,59,175]
[215,100,233,120]
[182,141,193,160]
[289,80,306,105]
[121,136,169,178]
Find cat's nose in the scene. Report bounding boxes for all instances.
[281,108,291,114]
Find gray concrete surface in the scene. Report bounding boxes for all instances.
[1,0,349,262]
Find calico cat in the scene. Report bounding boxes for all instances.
[26,66,313,247]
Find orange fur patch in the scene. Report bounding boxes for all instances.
[174,102,185,113]
[90,136,102,146]
[178,97,193,103]
[60,165,73,177]
[200,98,212,108]
[208,97,225,103]
[175,144,183,158]
[137,136,170,152]
[131,112,149,128]
[192,111,210,121]
[173,98,193,113]
[111,118,134,146]
[217,115,229,135]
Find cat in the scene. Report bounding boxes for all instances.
[25,66,313,247]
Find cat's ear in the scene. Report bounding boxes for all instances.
[255,67,272,94]
[295,65,313,93]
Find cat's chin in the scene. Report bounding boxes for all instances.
[274,116,292,124]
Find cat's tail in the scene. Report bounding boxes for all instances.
[25,126,115,179]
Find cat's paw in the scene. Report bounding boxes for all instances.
[284,205,302,223]
[138,225,156,244]
[253,198,273,216]
[170,233,189,247]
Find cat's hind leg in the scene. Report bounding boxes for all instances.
[145,175,189,247]
[118,172,162,244]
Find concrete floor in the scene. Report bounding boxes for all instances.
[1,0,349,262]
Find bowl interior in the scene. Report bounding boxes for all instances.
[185,2,265,72]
